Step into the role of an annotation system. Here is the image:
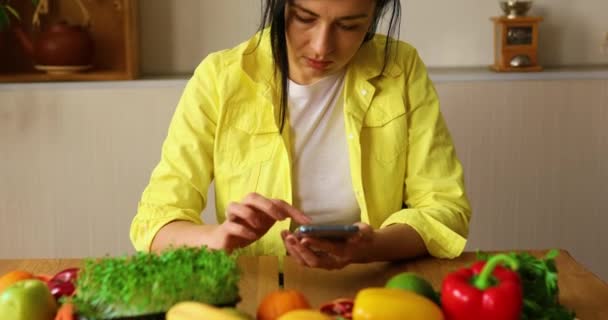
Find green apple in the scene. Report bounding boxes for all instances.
[0,279,58,320]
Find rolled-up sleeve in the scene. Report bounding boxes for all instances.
[381,50,471,259]
[130,55,221,252]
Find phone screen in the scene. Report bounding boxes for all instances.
[295,225,359,240]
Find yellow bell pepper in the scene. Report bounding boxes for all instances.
[278,309,333,320]
[353,288,444,320]
[166,301,250,320]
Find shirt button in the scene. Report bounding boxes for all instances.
[348,134,354,140]
[361,89,368,96]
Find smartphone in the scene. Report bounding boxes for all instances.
[295,225,359,241]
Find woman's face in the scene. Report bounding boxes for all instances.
[285,0,376,85]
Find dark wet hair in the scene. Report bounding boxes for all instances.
[257,0,401,132]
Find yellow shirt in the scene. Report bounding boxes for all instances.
[130,33,472,259]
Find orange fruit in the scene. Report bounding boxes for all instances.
[0,270,35,294]
[34,274,53,283]
[257,289,311,320]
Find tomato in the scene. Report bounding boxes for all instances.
[48,281,75,300]
[50,268,79,284]
[47,268,79,300]
[256,289,311,320]
[319,298,354,319]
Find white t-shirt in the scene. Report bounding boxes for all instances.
[288,71,360,225]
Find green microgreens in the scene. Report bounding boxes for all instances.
[71,246,240,319]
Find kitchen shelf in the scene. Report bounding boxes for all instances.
[2,67,608,90]
[428,66,608,83]
[0,70,135,83]
[0,0,138,82]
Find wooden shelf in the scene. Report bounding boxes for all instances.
[0,0,138,82]
[0,70,136,83]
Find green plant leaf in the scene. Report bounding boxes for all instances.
[545,249,559,260]
[477,250,576,320]
[0,6,9,31]
[5,5,19,19]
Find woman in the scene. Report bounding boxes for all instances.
[130,0,471,270]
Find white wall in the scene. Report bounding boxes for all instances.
[0,82,179,257]
[139,0,608,75]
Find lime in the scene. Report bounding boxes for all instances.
[385,272,439,304]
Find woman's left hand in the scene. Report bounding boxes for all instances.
[281,223,374,270]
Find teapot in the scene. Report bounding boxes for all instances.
[12,0,94,67]
[13,21,94,66]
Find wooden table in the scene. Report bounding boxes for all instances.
[0,256,279,316]
[283,250,608,320]
[3,251,608,319]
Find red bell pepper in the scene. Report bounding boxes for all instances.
[441,254,523,320]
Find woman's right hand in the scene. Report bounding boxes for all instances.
[212,193,311,251]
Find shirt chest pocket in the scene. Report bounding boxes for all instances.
[360,100,408,165]
[220,105,280,171]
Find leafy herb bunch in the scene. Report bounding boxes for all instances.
[71,246,241,319]
[477,249,576,320]
[0,0,39,31]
